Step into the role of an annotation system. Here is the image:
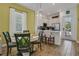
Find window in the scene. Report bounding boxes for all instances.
[15,12,23,32]
[9,8,27,36]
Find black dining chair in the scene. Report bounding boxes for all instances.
[23,30,29,33]
[14,33,33,56]
[31,31,43,50]
[3,32,16,56]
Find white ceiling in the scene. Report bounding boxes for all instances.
[19,3,77,16]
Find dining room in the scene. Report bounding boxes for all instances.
[0,3,78,56]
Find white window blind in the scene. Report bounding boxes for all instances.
[9,8,27,36]
[15,12,23,32]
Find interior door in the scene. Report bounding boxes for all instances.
[62,16,72,40]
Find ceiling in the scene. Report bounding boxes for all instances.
[19,3,77,16]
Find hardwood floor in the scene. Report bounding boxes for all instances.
[1,39,79,56]
[33,40,76,56]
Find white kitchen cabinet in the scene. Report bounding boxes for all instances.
[52,31,61,45]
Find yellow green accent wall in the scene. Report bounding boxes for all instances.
[0,3,35,42]
[77,4,79,41]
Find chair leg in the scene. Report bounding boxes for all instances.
[17,52,22,56]
[47,38,49,44]
[31,44,34,52]
[40,43,41,50]
[45,37,47,44]
[29,52,31,56]
[48,37,51,44]
[9,48,12,55]
[7,47,9,56]
[53,37,55,44]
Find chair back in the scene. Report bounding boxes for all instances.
[3,32,11,45]
[38,30,43,42]
[23,30,29,33]
[14,33,30,52]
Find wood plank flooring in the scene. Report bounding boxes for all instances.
[32,40,76,56]
[1,39,79,56]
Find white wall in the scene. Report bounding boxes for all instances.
[71,6,77,41]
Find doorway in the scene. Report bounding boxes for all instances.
[62,15,72,40]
